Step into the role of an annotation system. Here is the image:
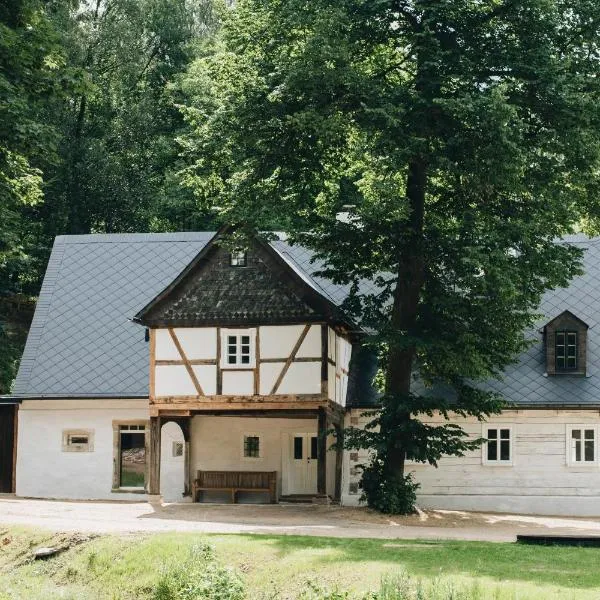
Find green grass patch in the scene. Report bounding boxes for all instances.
[0,527,599,599]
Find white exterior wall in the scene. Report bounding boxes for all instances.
[16,399,149,501]
[154,324,328,399]
[341,408,600,516]
[327,327,352,406]
[191,416,337,497]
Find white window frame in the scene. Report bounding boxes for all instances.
[62,429,94,453]
[230,249,248,267]
[482,424,513,466]
[566,425,598,467]
[241,433,263,460]
[221,328,256,369]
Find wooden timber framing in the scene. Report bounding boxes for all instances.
[270,323,311,394]
[155,359,216,366]
[147,416,161,495]
[168,327,205,396]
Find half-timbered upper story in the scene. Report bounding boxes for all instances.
[133,229,356,418]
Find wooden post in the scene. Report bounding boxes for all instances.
[321,324,328,397]
[147,416,161,496]
[12,404,18,494]
[317,407,328,495]
[334,421,343,501]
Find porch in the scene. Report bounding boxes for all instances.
[149,405,345,504]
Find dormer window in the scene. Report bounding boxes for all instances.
[555,331,577,371]
[230,250,247,267]
[544,311,588,376]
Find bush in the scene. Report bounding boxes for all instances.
[152,543,245,600]
[360,462,419,515]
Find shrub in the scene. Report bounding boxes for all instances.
[152,543,245,600]
[360,462,419,515]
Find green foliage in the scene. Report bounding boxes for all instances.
[359,462,419,515]
[152,543,245,600]
[179,0,600,512]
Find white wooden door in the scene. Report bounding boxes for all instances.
[287,433,318,495]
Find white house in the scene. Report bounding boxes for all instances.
[3,229,600,516]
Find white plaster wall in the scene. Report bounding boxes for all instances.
[260,325,320,359]
[155,328,217,361]
[341,408,600,516]
[160,421,185,502]
[222,371,254,395]
[190,416,317,496]
[276,362,321,395]
[16,399,149,501]
[156,365,197,397]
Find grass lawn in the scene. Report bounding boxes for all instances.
[0,527,599,599]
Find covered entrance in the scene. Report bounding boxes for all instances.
[0,404,17,493]
[147,404,344,503]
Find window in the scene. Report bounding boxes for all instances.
[483,426,512,465]
[243,435,261,458]
[230,250,247,267]
[221,329,256,368]
[172,441,184,457]
[556,331,577,371]
[62,430,94,452]
[118,424,146,488]
[567,426,597,466]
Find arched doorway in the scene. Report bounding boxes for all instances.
[160,421,185,502]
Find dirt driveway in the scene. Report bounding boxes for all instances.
[2,496,600,542]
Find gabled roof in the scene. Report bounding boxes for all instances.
[134,228,354,328]
[543,309,589,329]
[11,232,369,400]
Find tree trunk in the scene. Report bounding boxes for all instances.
[382,157,427,479]
[67,94,87,235]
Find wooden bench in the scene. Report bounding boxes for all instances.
[192,470,277,503]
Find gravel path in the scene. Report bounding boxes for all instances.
[2,496,600,542]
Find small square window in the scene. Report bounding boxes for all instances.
[222,329,256,368]
[483,426,512,465]
[230,250,247,267]
[172,441,184,457]
[244,435,260,458]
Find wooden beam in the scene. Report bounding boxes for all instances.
[155,393,325,403]
[334,422,343,501]
[168,328,204,396]
[147,416,161,495]
[151,401,327,415]
[317,407,327,495]
[271,324,311,394]
[156,359,216,366]
[260,357,321,363]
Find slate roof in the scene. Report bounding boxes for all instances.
[481,234,600,407]
[10,232,366,399]
[11,231,600,408]
[136,234,350,327]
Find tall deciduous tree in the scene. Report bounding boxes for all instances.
[180,0,600,511]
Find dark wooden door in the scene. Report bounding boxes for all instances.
[0,405,15,493]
